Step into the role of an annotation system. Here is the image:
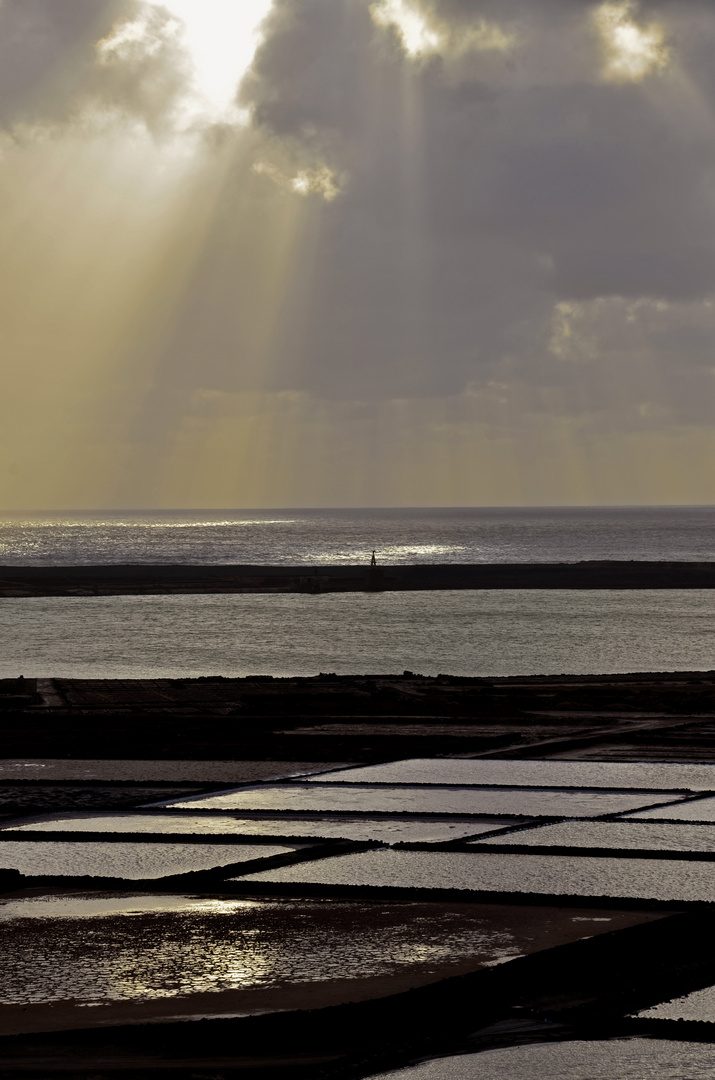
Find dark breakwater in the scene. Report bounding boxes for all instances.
[3,561,715,596]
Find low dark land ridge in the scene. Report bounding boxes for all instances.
[3,560,715,595]
[4,670,715,762]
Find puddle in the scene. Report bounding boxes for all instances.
[0,898,517,1009]
[0,841,298,879]
[156,784,670,818]
[476,821,715,853]
[367,1038,715,1079]
[0,895,656,1016]
[628,796,715,822]
[314,759,715,792]
[0,761,342,782]
[0,813,516,844]
[637,984,715,1022]
[239,848,715,902]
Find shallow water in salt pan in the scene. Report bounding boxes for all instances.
[368,1038,715,1079]
[0,841,296,879]
[476,820,715,853]
[319,759,715,792]
[160,784,671,818]
[638,983,715,1023]
[628,796,715,822]
[1,813,511,844]
[240,848,715,902]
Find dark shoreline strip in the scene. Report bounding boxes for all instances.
[4,560,715,595]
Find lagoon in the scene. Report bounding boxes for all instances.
[2,588,715,679]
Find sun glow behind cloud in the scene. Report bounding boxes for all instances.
[371,0,440,58]
[136,0,275,123]
[594,1,670,82]
[253,160,341,202]
[370,0,514,60]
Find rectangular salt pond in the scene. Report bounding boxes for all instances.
[637,984,715,1023]
[367,1039,715,1080]
[0,760,340,782]
[627,797,715,822]
[316,759,715,793]
[0,841,298,879]
[238,849,715,902]
[475,821,715,853]
[157,784,680,819]
[0,813,513,845]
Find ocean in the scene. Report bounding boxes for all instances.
[2,507,715,679]
[2,506,715,566]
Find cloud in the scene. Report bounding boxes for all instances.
[168,0,709,425]
[370,0,516,60]
[0,0,195,135]
[252,158,342,200]
[93,4,192,133]
[0,0,126,126]
[5,0,715,510]
[593,1,670,82]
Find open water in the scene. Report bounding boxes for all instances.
[2,506,715,565]
[3,507,715,677]
[1,589,715,678]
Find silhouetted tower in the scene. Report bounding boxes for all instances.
[366,549,383,590]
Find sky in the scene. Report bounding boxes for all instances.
[2,0,715,508]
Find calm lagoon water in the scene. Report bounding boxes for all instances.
[2,589,715,678]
